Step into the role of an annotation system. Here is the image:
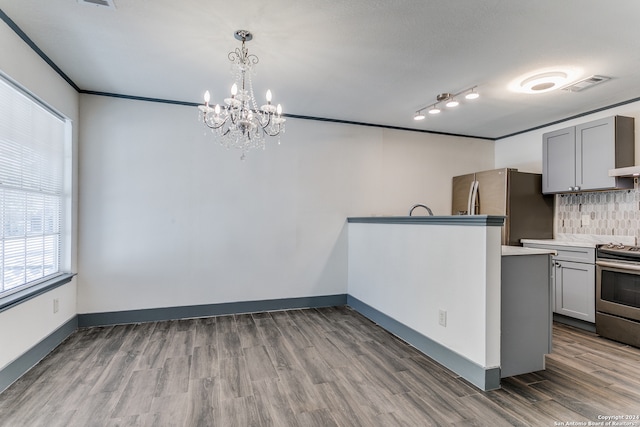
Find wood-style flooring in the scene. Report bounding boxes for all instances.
[1,306,640,426]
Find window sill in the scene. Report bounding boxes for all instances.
[0,273,76,314]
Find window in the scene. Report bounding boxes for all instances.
[0,74,68,297]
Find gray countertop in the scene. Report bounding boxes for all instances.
[347,215,506,226]
[502,246,556,256]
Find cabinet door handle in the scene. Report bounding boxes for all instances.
[575,186,580,191]
[569,187,574,191]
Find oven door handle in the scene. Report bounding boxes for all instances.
[596,260,640,271]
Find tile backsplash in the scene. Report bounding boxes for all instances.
[555,185,640,242]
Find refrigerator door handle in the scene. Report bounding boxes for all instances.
[467,180,475,215]
[470,180,479,215]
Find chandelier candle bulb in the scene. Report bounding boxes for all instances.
[261,90,278,114]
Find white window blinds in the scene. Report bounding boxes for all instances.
[0,75,65,295]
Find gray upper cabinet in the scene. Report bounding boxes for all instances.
[542,127,576,193]
[542,116,635,194]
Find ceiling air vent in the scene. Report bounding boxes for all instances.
[77,0,116,9]
[562,75,611,92]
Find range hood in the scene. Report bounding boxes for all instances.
[609,166,640,177]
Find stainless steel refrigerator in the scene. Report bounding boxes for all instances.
[452,168,554,246]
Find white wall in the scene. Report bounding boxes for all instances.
[0,20,79,370]
[495,100,640,172]
[77,95,495,314]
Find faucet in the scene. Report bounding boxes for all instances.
[409,204,434,216]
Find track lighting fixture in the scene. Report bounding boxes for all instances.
[413,86,479,121]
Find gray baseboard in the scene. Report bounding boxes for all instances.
[78,294,348,327]
[0,316,78,393]
[3,293,501,395]
[2,294,347,393]
[347,295,501,391]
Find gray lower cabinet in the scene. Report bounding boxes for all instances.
[542,115,634,194]
[554,260,595,322]
[501,253,553,377]
[523,243,596,323]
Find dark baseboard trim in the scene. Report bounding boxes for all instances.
[78,294,348,327]
[1,295,347,393]
[3,293,502,394]
[553,313,596,333]
[347,295,501,391]
[0,315,78,393]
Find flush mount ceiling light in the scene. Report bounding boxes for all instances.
[198,30,286,159]
[521,72,567,92]
[413,86,479,121]
[509,67,583,94]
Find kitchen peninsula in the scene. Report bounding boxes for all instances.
[347,215,554,390]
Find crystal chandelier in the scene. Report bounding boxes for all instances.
[198,30,285,159]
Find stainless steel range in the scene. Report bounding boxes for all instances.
[596,243,640,347]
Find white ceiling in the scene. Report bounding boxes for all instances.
[2,0,640,139]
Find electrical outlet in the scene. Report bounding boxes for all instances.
[581,214,590,226]
[438,309,447,327]
[53,298,59,314]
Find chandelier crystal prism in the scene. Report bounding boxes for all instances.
[198,30,285,158]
